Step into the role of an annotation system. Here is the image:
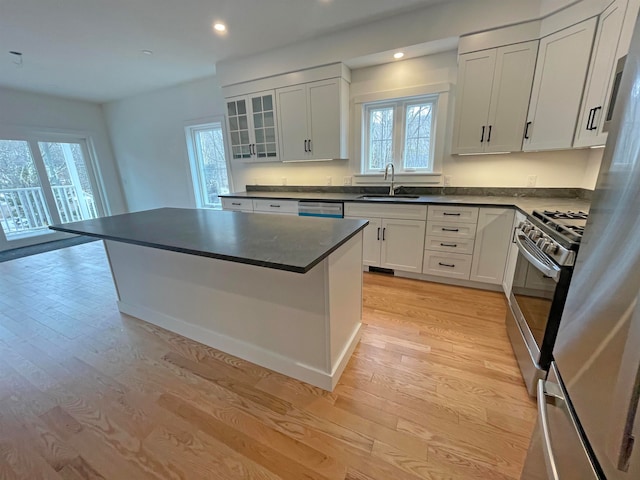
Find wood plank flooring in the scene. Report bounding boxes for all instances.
[0,241,536,479]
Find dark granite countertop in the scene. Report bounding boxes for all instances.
[49,207,368,274]
[220,191,591,215]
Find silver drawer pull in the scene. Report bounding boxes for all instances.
[270,204,281,208]
[232,202,241,206]
[438,262,456,268]
[440,243,457,247]
[442,227,459,232]
[443,212,461,216]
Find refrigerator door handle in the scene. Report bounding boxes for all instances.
[538,379,562,480]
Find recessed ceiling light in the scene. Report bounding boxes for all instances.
[214,23,227,33]
[393,52,405,59]
[141,49,153,55]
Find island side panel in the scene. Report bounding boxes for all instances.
[103,240,333,389]
[326,232,364,390]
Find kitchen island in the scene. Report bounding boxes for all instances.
[50,208,367,390]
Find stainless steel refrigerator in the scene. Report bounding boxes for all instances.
[520,13,640,480]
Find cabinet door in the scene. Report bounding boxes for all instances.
[276,85,309,161]
[249,91,279,161]
[308,79,342,160]
[523,18,597,151]
[574,0,627,147]
[451,49,496,154]
[226,97,253,160]
[362,217,382,268]
[380,219,426,273]
[486,41,539,153]
[470,208,515,285]
[502,211,525,298]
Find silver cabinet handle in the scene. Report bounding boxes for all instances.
[515,233,560,281]
[440,243,457,247]
[438,262,455,268]
[231,202,241,206]
[538,380,561,480]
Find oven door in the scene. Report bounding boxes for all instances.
[507,233,562,394]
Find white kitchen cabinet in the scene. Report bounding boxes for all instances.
[423,205,478,280]
[452,41,538,154]
[574,0,628,147]
[502,210,526,299]
[470,208,515,285]
[221,197,254,212]
[380,219,426,273]
[360,217,382,267]
[344,203,427,273]
[276,78,349,162]
[226,91,279,162]
[252,199,298,215]
[523,17,597,151]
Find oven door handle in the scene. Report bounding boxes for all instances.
[515,233,561,282]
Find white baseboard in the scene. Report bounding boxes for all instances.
[118,301,360,391]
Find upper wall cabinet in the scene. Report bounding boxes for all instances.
[574,0,628,147]
[276,78,349,162]
[226,90,279,162]
[523,17,597,152]
[452,41,538,154]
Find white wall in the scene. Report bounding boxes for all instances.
[0,86,126,213]
[104,76,225,212]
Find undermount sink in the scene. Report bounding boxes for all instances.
[357,194,420,200]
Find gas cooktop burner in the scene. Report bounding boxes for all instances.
[541,210,589,220]
[531,210,589,245]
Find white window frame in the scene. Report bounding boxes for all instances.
[363,96,438,174]
[184,116,233,209]
[0,125,109,251]
[353,83,450,185]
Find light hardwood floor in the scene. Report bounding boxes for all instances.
[0,241,536,479]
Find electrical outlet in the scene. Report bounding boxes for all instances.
[526,175,537,188]
[444,175,452,187]
[281,177,287,186]
[326,176,332,186]
[343,176,353,186]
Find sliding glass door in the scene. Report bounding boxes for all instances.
[0,135,104,248]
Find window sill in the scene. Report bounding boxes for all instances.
[353,173,442,185]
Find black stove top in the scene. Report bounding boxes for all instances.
[532,210,589,244]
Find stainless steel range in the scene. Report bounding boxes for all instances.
[505,209,587,396]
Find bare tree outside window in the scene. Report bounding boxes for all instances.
[368,107,394,170]
[363,95,437,174]
[404,102,434,170]
[187,122,231,209]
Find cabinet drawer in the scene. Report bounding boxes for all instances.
[425,235,475,255]
[428,205,479,223]
[344,203,427,220]
[252,199,299,214]
[422,252,472,280]
[426,221,477,239]
[221,198,253,212]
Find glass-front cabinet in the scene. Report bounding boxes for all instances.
[226,90,279,162]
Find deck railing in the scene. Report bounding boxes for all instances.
[0,186,97,237]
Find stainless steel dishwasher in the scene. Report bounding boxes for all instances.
[298,201,344,219]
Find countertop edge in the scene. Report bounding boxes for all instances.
[49,220,368,274]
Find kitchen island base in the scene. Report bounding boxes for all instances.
[104,234,363,391]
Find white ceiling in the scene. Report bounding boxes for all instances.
[0,0,454,103]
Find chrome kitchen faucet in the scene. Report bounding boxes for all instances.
[384,163,395,196]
